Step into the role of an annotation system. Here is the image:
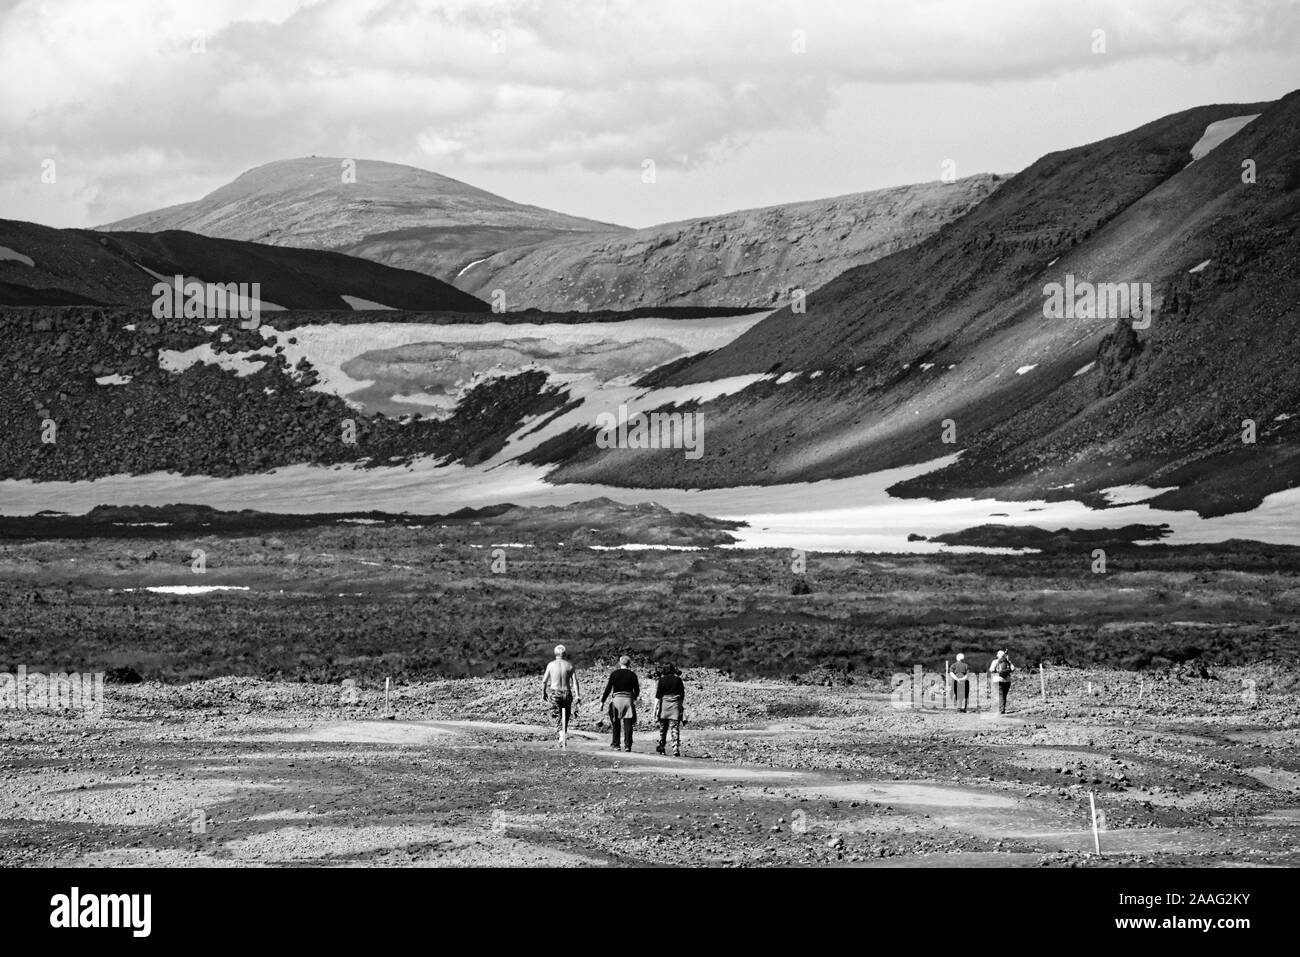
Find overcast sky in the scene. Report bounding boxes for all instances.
[1,0,1297,230]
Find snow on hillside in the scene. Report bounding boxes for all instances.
[1188,114,1261,160]
[4,453,1300,553]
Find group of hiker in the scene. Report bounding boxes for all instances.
[541,646,686,755]
[541,646,1020,751]
[949,649,1017,713]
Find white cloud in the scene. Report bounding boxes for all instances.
[0,0,1295,227]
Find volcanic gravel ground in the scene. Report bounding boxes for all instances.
[1,667,1296,867]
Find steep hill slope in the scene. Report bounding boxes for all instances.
[450,175,1003,310]
[103,157,626,281]
[0,220,488,311]
[538,95,1299,517]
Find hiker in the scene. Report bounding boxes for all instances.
[542,645,580,747]
[950,653,971,713]
[989,649,1015,713]
[654,663,686,756]
[600,656,640,752]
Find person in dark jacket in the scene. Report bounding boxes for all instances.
[654,664,686,757]
[601,656,640,751]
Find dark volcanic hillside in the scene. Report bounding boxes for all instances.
[0,219,488,311]
[541,94,1300,517]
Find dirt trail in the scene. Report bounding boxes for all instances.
[1,667,1298,867]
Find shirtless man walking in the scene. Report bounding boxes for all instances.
[542,645,581,748]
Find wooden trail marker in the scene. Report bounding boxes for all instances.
[1089,791,1102,855]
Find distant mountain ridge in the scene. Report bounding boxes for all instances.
[103,157,627,285]
[103,157,1003,310]
[450,175,1004,310]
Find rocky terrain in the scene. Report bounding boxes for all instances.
[0,307,568,481]
[0,498,744,547]
[3,523,1297,682]
[0,664,1295,868]
[449,175,1003,310]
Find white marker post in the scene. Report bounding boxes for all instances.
[384,677,391,718]
[1139,675,1144,703]
[1039,663,1046,704]
[1089,791,1101,855]
[944,660,950,710]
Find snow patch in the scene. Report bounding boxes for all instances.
[1189,259,1211,274]
[342,295,395,310]
[158,343,273,378]
[456,257,489,278]
[1189,114,1260,161]
[121,585,250,595]
[589,544,700,551]
[1100,485,1179,506]
[1073,361,1096,378]
[95,374,133,386]
[0,245,35,267]
[1016,364,1037,375]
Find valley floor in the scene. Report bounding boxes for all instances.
[1,667,1297,868]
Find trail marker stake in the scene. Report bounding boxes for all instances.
[384,677,391,718]
[1039,663,1046,703]
[1089,791,1101,855]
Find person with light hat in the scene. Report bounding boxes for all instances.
[950,652,971,713]
[542,645,580,748]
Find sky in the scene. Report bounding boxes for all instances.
[1,0,1297,230]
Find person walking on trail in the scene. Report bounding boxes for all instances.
[654,664,686,756]
[601,656,640,752]
[989,649,1016,714]
[542,645,580,748]
[950,653,971,713]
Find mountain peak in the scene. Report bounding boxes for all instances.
[102,156,625,264]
